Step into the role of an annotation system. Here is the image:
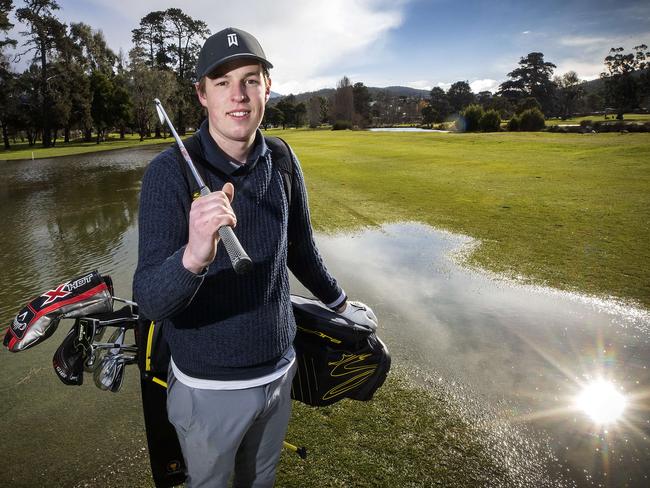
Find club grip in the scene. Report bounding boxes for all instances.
[218,225,253,274]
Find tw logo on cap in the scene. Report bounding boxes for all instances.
[227,33,238,47]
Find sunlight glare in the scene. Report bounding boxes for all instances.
[575,379,626,425]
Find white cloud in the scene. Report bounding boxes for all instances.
[522,30,530,35]
[559,35,610,47]
[405,80,433,90]
[469,79,499,93]
[554,59,603,81]
[553,31,650,81]
[426,79,499,94]
[75,0,406,94]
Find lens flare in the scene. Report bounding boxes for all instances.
[575,379,626,425]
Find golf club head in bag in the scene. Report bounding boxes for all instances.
[4,271,114,352]
[93,327,128,392]
[52,325,87,386]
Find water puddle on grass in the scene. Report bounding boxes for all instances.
[293,222,650,487]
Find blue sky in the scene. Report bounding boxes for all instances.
[7,0,650,95]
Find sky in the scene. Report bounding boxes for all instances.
[6,0,650,95]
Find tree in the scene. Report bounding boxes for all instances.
[498,52,557,115]
[13,65,43,145]
[0,0,16,149]
[426,86,451,123]
[554,71,584,119]
[457,104,483,132]
[332,75,353,124]
[485,95,514,119]
[127,51,176,141]
[69,22,117,74]
[583,92,604,113]
[294,102,307,127]
[600,45,649,119]
[447,81,475,113]
[518,108,545,131]
[516,96,542,114]
[90,70,113,143]
[163,8,209,134]
[307,96,324,128]
[276,95,296,128]
[352,82,371,127]
[0,0,14,49]
[15,0,67,147]
[479,109,501,132]
[131,11,169,68]
[262,104,283,129]
[111,73,133,138]
[476,91,493,107]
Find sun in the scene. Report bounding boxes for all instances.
[575,379,627,425]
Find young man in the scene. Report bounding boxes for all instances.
[133,27,377,487]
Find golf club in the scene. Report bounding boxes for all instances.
[154,98,253,275]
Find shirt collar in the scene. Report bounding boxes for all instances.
[196,119,269,176]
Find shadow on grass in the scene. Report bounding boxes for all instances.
[277,366,562,487]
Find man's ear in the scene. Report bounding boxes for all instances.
[265,77,272,103]
[195,82,208,108]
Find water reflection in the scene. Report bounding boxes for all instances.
[0,147,160,488]
[0,148,157,321]
[295,223,650,487]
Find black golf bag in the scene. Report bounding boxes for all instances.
[290,295,391,406]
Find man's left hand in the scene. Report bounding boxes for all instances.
[337,301,378,330]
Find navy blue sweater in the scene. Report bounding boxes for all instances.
[133,126,345,380]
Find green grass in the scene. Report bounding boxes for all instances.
[267,128,650,309]
[6,128,647,484]
[276,369,534,487]
[544,113,650,126]
[0,133,173,161]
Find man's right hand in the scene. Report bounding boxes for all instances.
[182,183,236,274]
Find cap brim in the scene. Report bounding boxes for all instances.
[198,54,273,79]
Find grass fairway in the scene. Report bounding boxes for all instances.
[0,133,172,161]
[277,370,524,487]
[268,129,650,309]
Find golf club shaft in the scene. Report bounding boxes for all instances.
[153,99,252,275]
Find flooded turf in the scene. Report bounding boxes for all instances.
[297,223,650,487]
[1,152,649,486]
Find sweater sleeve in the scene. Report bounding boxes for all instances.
[132,149,206,320]
[286,152,347,309]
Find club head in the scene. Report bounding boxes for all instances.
[93,353,126,392]
[154,98,165,124]
[52,326,84,386]
[93,327,127,392]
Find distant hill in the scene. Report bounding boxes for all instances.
[372,86,430,97]
[269,85,430,105]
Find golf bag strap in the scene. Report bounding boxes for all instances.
[264,136,295,208]
[176,134,294,206]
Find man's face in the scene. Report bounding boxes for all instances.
[196,59,271,148]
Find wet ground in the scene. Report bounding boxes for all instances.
[302,223,650,487]
[1,151,649,486]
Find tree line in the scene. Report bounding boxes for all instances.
[259,47,650,133]
[0,0,209,149]
[1,1,649,149]
[419,48,649,132]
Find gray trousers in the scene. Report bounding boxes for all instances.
[167,362,297,488]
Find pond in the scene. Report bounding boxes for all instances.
[0,149,648,487]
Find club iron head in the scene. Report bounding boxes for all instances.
[93,327,127,392]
